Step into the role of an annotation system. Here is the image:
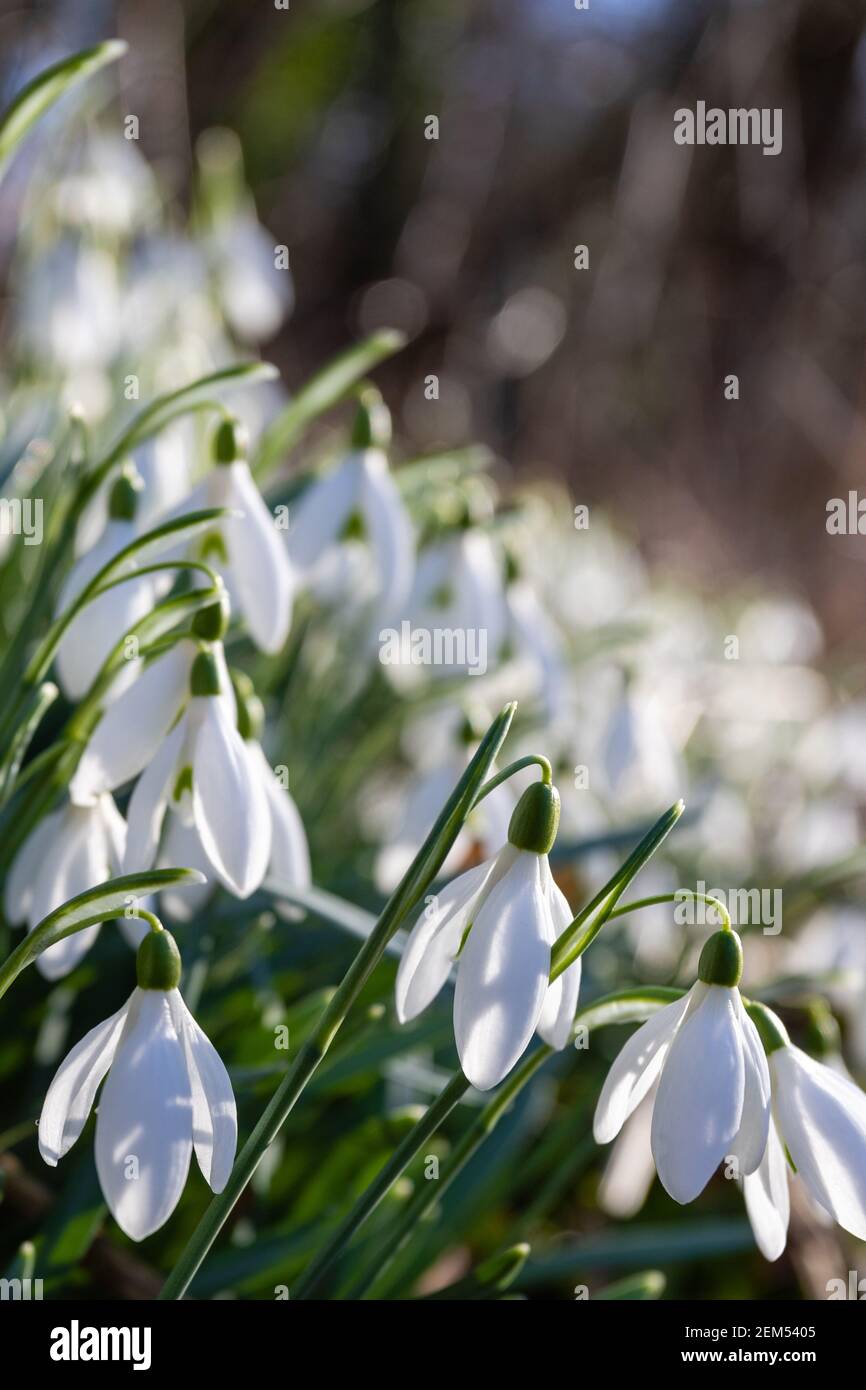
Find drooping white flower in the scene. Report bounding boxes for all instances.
[4,793,143,979]
[69,609,235,807]
[593,929,770,1204]
[38,928,236,1241]
[182,417,294,653]
[55,466,166,701]
[395,780,580,1090]
[744,1003,866,1247]
[387,527,505,690]
[158,676,311,919]
[123,649,270,899]
[290,395,414,622]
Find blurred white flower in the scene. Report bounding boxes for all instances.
[54,469,167,701]
[123,662,269,899]
[4,793,142,979]
[70,637,235,805]
[292,428,413,625]
[184,419,294,653]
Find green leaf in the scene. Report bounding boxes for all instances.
[0,680,57,804]
[595,1270,667,1300]
[516,1221,754,1285]
[23,510,228,684]
[572,986,686,1035]
[0,41,127,182]
[0,869,205,1001]
[87,361,278,497]
[255,330,406,479]
[551,799,685,978]
[263,878,403,954]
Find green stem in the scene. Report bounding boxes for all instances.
[348,1046,552,1300]
[550,799,684,980]
[472,755,551,804]
[604,892,731,931]
[292,1072,470,1299]
[158,701,516,1301]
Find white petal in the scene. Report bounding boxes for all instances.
[95,990,192,1241]
[70,644,191,803]
[4,810,61,925]
[651,984,745,1204]
[158,816,214,921]
[598,1086,658,1218]
[39,998,131,1165]
[56,573,157,701]
[31,806,110,979]
[222,461,294,653]
[168,993,237,1192]
[395,858,495,1024]
[250,742,311,888]
[593,988,694,1144]
[123,719,187,872]
[359,449,414,614]
[190,698,271,897]
[536,865,581,1051]
[289,459,360,572]
[743,1122,790,1261]
[773,1044,866,1241]
[729,995,771,1175]
[454,852,553,1091]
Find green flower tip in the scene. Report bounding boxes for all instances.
[190,648,223,697]
[803,1000,840,1059]
[508,781,560,855]
[214,415,248,465]
[136,926,181,991]
[698,928,743,988]
[108,463,144,521]
[191,587,230,641]
[232,668,264,741]
[745,999,790,1055]
[351,389,391,450]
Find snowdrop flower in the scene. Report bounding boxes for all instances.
[17,237,121,373]
[183,417,294,653]
[123,648,269,899]
[593,929,770,1204]
[388,526,506,691]
[4,793,141,979]
[38,927,236,1241]
[396,779,581,1090]
[70,596,235,806]
[290,393,414,622]
[55,466,165,701]
[159,672,311,919]
[743,1002,866,1254]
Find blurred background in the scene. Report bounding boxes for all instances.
[2,0,866,1304]
[2,0,866,642]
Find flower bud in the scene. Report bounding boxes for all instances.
[108,463,144,521]
[190,648,223,696]
[214,415,249,465]
[232,669,264,741]
[698,928,743,988]
[191,587,230,641]
[507,782,560,855]
[136,927,181,991]
[745,999,790,1055]
[351,388,391,450]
